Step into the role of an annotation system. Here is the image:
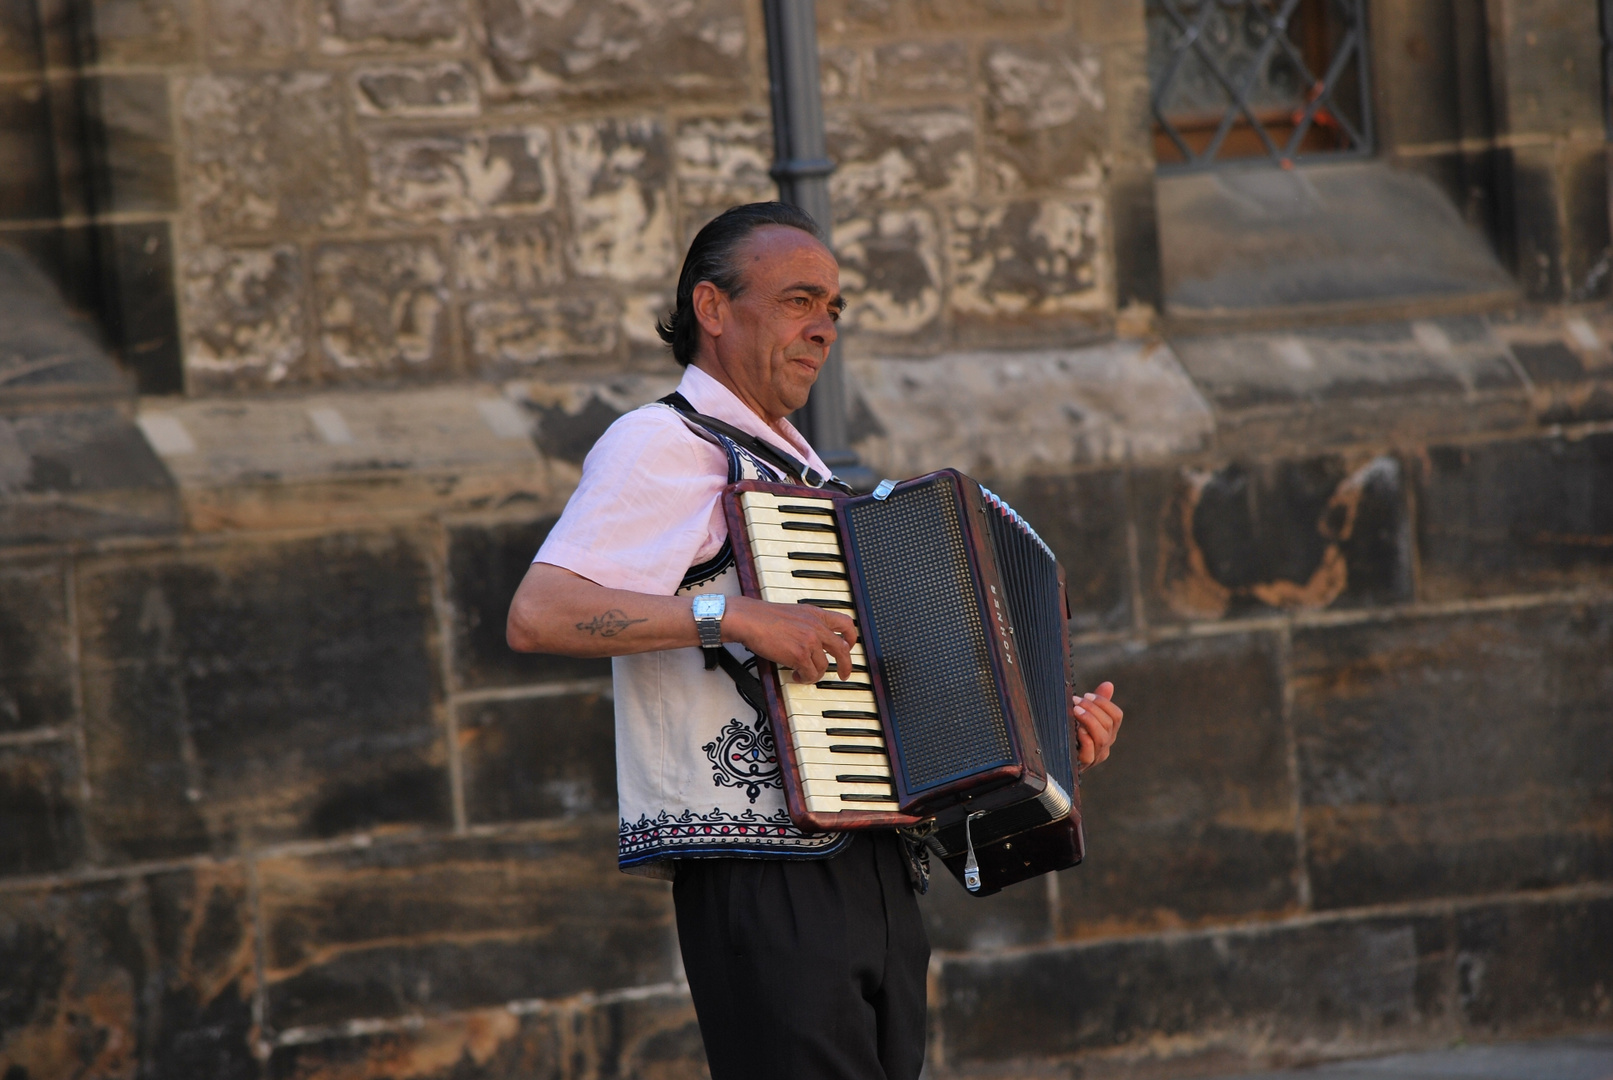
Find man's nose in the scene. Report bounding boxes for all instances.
[805,310,838,348]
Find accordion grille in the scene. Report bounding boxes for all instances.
[843,477,1014,792]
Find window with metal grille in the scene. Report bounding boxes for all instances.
[1148,0,1373,171]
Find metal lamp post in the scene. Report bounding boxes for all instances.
[762,0,876,491]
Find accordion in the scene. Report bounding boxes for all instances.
[723,468,1084,896]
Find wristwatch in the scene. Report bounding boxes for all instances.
[692,593,726,668]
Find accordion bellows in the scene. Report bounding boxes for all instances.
[723,468,1085,896]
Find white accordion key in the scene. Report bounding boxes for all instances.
[738,488,900,814]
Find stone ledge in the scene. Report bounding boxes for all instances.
[116,307,1613,544]
[135,385,567,532]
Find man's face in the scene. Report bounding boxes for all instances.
[698,225,843,423]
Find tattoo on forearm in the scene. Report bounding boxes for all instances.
[575,609,648,638]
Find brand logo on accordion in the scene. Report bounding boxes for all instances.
[989,585,1015,665]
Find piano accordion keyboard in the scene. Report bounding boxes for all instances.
[738,490,897,814]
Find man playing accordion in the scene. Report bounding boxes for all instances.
[507,202,1123,1080]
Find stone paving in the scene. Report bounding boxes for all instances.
[1207,1035,1613,1080]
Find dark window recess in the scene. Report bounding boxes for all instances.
[1148,0,1372,171]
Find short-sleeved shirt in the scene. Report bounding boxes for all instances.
[534,364,829,593]
[536,363,849,875]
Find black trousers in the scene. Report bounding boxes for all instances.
[673,832,931,1080]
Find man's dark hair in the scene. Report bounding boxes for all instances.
[657,201,823,366]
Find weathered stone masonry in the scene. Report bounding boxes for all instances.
[1,0,1611,1078]
[3,310,1611,1079]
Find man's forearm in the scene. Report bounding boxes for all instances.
[507,562,701,657]
[506,560,859,682]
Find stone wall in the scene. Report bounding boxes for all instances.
[0,0,1140,397]
[3,306,1612,1079]
[1371,0,1611,302]
[3,0,1612,1078]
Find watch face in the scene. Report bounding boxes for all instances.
[692,594,723,619]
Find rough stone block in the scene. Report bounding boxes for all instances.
[585,991,709,1080]
[990,469,1131,633]
[827,105,975,204]
[674,114,775,237]
[1057,631,1299,937]
[911,0,1065,26]
[818,44,863,100]
[478,0,748,104]
[1383,23,1454,149]
[8,0,78,70]
[1494,0,1603,138]
[354,62,479,117]
[816,0,898,38]
[0,4,44,72]
[87,0,195,64]
[206,0,301,55]
[0,741,84,876]
[257,821,676,1029]
[181,72,357,239]
[0,866,256,1080]
[76,531,449,861]
[1101,33,1154,162]
[0,407,182,547]
[454,219,565,294]
[1512,339,1592,384]
[947,199,1109,341]
[561,118,676,283]
[622,289,675,363]
[183,243,311,391]
[82,75,176,214]
[314,240,452,379]
[268,1008,567,1079]
[1072,0,1146,44]
[1415,431,1613,600]
[445,518,612,689]
[138,386,552,533]
[1135,453,1412,623]
[522,388,637,466]
[835,208,943,344]
[1492,309,1613,423]
[1457,895,1613,1032]
[1110,166,1162,308]
[1170,318,1530,452]
[365,127,554,222]
[919,872,1052,954]
[1505,144,1568,300]
[102,219,185,396]
[868,40,971,97]
[0,562,74,734]
[460,691,616,824]
[849,342,1213,479]
[319,0,464,50]
[1291,603,1613,909]
[464,294,618,371]
[1564,145,1612,302]
[981,38,1105,194]
[936,913,1450,1067]
[1369,0,1466,149]
[0,81,58,222]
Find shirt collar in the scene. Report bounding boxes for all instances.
[675,364,829,477]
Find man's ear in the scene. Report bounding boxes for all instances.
[691,280,726,339]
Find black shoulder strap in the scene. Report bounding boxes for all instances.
[659,391,852,494]
[710,645,768,717]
